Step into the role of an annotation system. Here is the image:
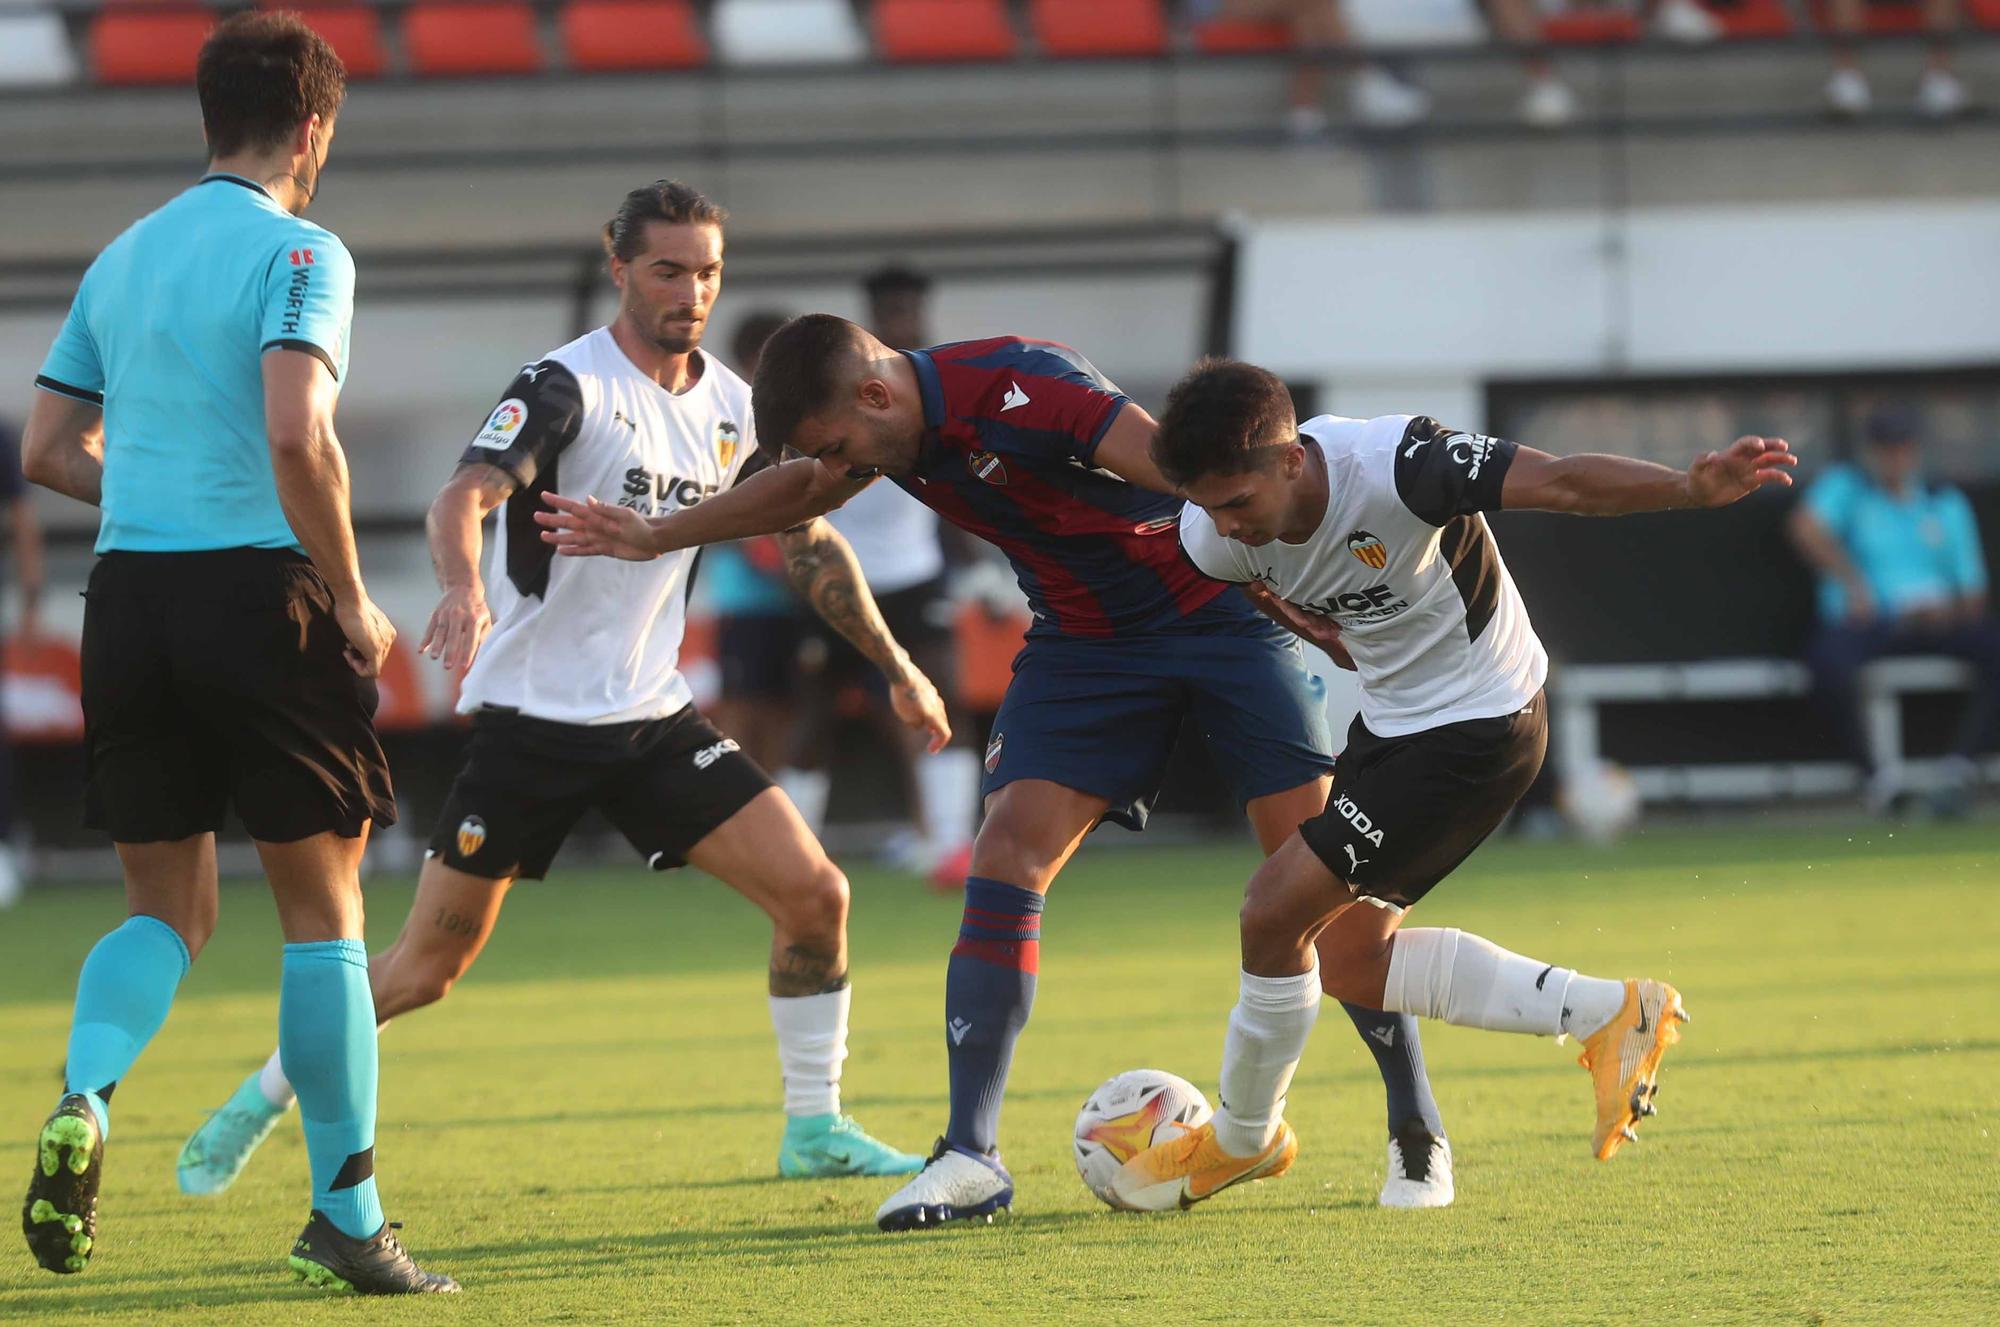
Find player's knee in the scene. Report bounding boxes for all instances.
[781,859,849,942]
[1238,870,1309,959]
[967,822,1055,892]
[390,943,475,1011]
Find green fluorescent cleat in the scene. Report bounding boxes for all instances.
[22,1094,103,1275]
[178,1071,287,1196]
[778,1113,926,1178]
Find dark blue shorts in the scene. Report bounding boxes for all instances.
[981,627,1336,831]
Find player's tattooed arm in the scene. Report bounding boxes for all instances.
[778,517,953,753]
[420,461,517,674]
[1500,437,1797,516]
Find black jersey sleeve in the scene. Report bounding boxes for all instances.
[459,360,585,488]
[1391,416,1519,526]
[729,444,772,489]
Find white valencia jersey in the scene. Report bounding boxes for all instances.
[1179,414,1546,737]
[454,327,758,724]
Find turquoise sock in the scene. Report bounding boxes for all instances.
[280,940,384,1240]
[64,914,191,1138]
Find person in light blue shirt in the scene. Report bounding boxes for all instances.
[17,12,453,1294]
[1789,406,1998,811]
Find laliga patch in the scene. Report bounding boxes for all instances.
[967,450,1008,486]
[455,815,488,859]
[984,732,1005,774]
[472,398,528,450]
[1346,529,1388,569]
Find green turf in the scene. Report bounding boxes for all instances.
[3,821,1996,1324]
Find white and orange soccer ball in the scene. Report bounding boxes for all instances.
[1072,1069,1213,1207]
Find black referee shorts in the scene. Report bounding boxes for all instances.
[427,705,773,881]
[80,549,397,844]
[1300,691,1547,908]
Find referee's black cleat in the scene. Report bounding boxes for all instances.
[289,1211,461,1295]
[23,1094,103,1274]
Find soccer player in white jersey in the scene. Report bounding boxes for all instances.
[1109,359,1796,1210]
[177,181,946,1195]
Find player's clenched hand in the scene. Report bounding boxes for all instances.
[889,663,953,754]
[420,583,492,674]
[334,592,396,678]
[1688,435,1797,507]
[535,492,661,561]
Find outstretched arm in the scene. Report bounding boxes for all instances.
[777,517,951,752]
[537,457,871,560]
[1501,436,1797,516]
[1244,582,1356,671]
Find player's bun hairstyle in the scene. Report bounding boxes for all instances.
[197,12,346,159]
[603,180,729,263]
[1153,357,1300,487]
[748,313,871,458]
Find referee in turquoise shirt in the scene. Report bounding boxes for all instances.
[1790,406,1999,814]
[19,13,453,1294]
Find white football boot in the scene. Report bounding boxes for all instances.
[874,1139,1013,1231]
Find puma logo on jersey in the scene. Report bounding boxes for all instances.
[1331,794,1385,847]
[693,738,741,770]
[1342,843,1371,875]
[1000,381,1030,412]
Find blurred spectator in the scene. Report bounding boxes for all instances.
[784,265,979,887]
[1824,0,1967,119]
[1789,407,1998,813]
[706,310,805,772]
[0,417,45,906]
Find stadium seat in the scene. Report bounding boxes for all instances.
[262,2,389,80]
[0,11,80,88]
[1541,8,1641,43]
[371,636,433,733]
[1806,0,1925,33]
[711,0,869,64]
[1028,0,1167,58]
[562,0,707,72]
[92,7,216,86]
[1972,0,2000,29]
[1703,1,1791,38]
[2,636,85,744]
[955,603,1028,713]
[404,2,544,76]
[874,0,1017,63]
[1191,18,1289,54]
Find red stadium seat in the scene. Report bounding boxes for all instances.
[955,603,1028,713]
[562,0,707,71]
[1192,17,1290,54]
[874,0,1016,63]
[1705,1,1792,38]
[1974,0,2000,30]
[260,2,389,80]
[1541,8,1641,43]
[91,7,215,86]
[1808,0,1925,33]
[1028,0,1166,58]
[371,636,433,733]
[404,2,543,76]
[3,636,84,744]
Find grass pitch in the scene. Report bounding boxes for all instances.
[2,820,1996,1325]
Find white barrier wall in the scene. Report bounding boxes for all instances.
[1235,200,2000,427]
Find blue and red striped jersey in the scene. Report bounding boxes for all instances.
[892,338,1263,639]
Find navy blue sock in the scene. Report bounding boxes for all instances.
[1338,1001,1446,1138]
[943,877,1043,1155]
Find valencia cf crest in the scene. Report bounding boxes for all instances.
[456,815,488,859]
[715,421,742,472]
[967,450,1008,486]
[1346,530,1389,570]
[985,732,1005,774]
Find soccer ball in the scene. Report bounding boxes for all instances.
[1072,1069,1213,1207]
[1559,760,1642,844]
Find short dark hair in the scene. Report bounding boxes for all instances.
[750,314,870,457]
[1153,357,1299,486]
[197,12,346,159]
[863,264,931,303]
[732,309,792,369]
[603,180,728,263]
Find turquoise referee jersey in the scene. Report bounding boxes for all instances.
[1804,462,1988,620]
[35,174,355,554]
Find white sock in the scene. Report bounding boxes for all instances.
[257,1047,296,1110]
[1383,928,1628,1038]
[1212,965,1322,1157]
[769,986,850,1118]
[777,768,830,838]
[917,748,980,853]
